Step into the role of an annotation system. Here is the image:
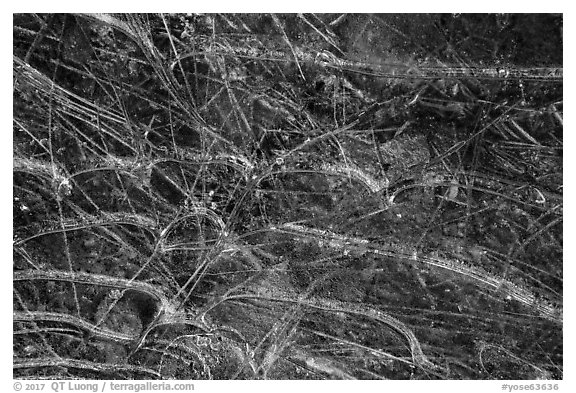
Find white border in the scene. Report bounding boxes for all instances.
[4,6,570,391]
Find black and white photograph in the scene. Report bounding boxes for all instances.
[12,11,563,383]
